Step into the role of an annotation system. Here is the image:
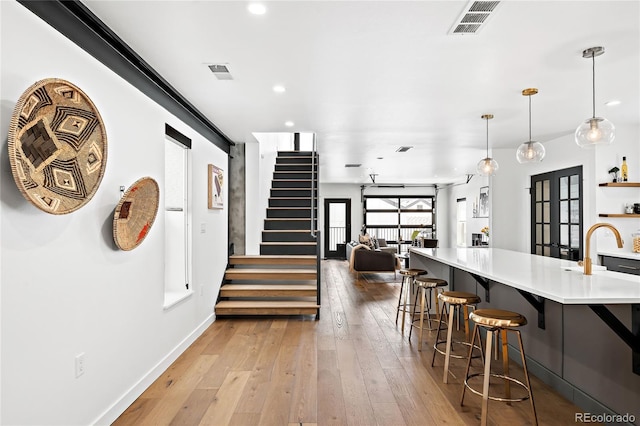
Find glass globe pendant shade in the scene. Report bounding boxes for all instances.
[575,117,615,148]
[516,140,546,163]
[476,157,499,176]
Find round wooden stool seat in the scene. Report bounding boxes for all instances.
[438,291,481,305]
[470,309,528,328]
[461,309,537,426]
[399,268,427,277]
[414,277,448,288]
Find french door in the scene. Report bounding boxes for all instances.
[530,166,583,260]
[324,199,351,259]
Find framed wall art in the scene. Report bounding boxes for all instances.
[478,186,490,218]
[208,164,224,209]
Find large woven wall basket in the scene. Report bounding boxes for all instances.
[7,78,108,214]
[113,177,160,251]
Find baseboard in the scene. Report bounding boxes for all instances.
[92,313,215,425]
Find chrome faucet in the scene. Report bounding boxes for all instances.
[583,223,624,275]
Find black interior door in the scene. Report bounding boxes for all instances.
[324,199,351,259]
[531,166,583,260]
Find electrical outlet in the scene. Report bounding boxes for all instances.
[75,353,85,378]
[201,223,206,234]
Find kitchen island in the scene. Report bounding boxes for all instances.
[410,247,640,422]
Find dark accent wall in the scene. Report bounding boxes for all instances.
[229,143,246,254]
[18,0,233,153]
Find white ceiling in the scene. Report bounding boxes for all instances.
[83,0,640,185]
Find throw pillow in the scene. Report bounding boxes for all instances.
[359,233,372,248]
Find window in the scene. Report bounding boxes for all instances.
[457,198,467,247]
[363,195,435,253]
[164,126,192,308]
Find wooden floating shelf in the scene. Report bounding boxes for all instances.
[598,182,640,187]
[598,214,640,218]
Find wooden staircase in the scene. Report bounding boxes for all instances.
[215,151,320,318]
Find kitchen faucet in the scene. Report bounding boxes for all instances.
[583,223,624,275]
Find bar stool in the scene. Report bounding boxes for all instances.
[409,277,448,350]
[431,291,482,384]
[461,309,537,426]
[395,268,427,334]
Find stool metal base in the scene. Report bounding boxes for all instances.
[464,372,532,403]
[431,299,482,384]
[461,322,538,426]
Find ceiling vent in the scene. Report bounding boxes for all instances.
[395,146,413,153]
[345,163,361,168]
[449,1,501,35]
[208,64,233,80]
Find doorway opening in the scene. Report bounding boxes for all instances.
[324,198,351,259]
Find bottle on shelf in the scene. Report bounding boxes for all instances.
[621,156,628,182]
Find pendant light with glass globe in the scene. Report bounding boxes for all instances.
[516,88,545,163]
[575,46,615,148]
[477,114,498,176]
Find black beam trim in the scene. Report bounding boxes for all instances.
[588,304,640,375]
[165,124,192,149]
[469,273,490,302]
[515,289,546,329]
[18,0,233,153]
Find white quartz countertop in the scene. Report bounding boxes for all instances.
[410,247,640,304]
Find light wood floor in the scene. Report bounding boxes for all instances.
[114,260,591,425]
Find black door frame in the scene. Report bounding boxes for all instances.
[530,165,583,260]
[324,198,351,259]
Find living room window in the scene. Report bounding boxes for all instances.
[363,195,435,253]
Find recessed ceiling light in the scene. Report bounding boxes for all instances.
[284,121,294,127]
[377,157,384,160]
[273,85,286,93]
[605,100,621,106]
[248,3,266,15]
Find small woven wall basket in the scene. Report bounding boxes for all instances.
[113,177,160,251]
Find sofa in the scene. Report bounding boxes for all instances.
[347,243,399,278]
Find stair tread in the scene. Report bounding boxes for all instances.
[265,218,315,220]
[263,229,313,233]
[267,207,315,209]
[226,268,316,273]
[260,242,317,245]
[229,255,317,265]
[221,284,316,290]
[216,300,320,308]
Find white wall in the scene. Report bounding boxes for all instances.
[0,2,228,425]
[439,176,490,248]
